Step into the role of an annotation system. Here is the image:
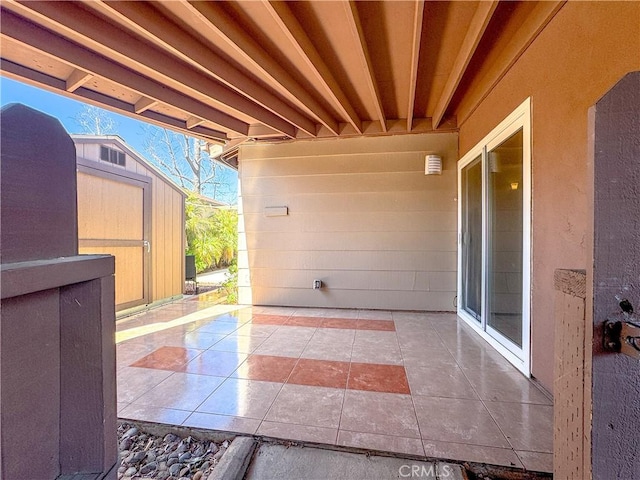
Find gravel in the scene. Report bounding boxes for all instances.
[117,422,230,480]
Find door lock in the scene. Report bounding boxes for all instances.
[604,320,640,360]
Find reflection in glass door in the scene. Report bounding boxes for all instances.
[461,156,482,322]
[487,130,524,348]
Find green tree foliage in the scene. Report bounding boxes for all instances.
[185,194,238,273]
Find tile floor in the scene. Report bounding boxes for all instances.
[116,297,553,472]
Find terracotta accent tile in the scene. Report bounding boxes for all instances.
[232,354,298,382]
[130,346,202,371]
[355,320,396,331]
[250,314,290,325]
[321,318,359,329]
[347,363,410,394]
[288,358,350,389]
[286,316,323,327]
[177,350,248,377]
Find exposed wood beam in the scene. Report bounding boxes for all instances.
[65,68,92,92]
[6,0,294,137]
[247,124,283,139]
[343,1,387,132]
[134,96,158,114]
[96,0,316,137]
[0,59,229,143]
[186,116,205,129]
[262,0,362,134]
[180,0,340,136]
[456,1,566,126]
[407,0,425,132]
[0,8,249,136]
[432,0,499,129]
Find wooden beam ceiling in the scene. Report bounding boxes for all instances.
[432,0,499,129]
[0,0,567,161]
[344,1,387,133]
[407,0,425,132]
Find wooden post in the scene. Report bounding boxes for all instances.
[0,104,117,479]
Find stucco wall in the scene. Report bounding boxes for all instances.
[458,2,640,391]
[238,133,458,311]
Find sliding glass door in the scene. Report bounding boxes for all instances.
[460,156,483,322]
[457,99,531,375]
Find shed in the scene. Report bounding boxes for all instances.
[72,135,185,311]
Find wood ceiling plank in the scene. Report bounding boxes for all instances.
[432,0,499,129]
[134,97,158,114]
[186,116,205,129]
[65,68,93,92]
[0,8,249,136]
[97,0,316,137]
[180,0,340,136]
[6,0,294,137]
[343,1,387,132]
[1,58,228,143]
[407,0,425,132]
[262,0,362,134]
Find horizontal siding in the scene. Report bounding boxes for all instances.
[238,133,458,311]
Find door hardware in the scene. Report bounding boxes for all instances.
[604,319,640,360]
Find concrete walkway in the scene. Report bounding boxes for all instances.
[197,269,230,287]
[212,437,467,480]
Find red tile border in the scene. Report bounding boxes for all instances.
[286,316,323,327]
[355,319,396,331]
[233,354,298,382]
[130,346,202,371]
[288,358,350,389]
[250,314,290,325]
[348,362,410,394]
[321,318,359,329]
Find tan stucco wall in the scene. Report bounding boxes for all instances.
[458,2,640,391]
[238,133,458,311]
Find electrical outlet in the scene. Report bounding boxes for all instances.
[313,279,322,289]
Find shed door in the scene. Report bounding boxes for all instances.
[77,169,151,310]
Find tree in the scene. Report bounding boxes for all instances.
[143,126,236,202]
[75,104,118,134]
[185,193,238,272]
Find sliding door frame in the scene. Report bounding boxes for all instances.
[457,98,532,376]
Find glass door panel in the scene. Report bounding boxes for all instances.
[487,129,524,348]
[461,156,483,321]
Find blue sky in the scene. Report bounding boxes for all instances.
[1,76,238,203]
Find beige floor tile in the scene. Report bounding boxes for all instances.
[484,401,553,452]
[265,384,344,428]
[197,378,282,419]
[117,366,173,403]
[258,421,338,444]
[338,430,425,456]
[462,368,552,404]
[340,390,420,438]
[422,439,523,468]
[413,396,510,448]
[405,364,478,399]
[182,412,260,435]
[119,404,191,425]
[130,372,225,411]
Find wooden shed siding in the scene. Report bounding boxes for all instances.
[74,139,184,308]
[238,133,458,311]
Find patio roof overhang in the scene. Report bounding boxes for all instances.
[0,1,564,168]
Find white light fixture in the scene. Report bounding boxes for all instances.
[425,154,442,175]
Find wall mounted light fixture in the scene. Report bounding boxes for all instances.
[425,155,442,175]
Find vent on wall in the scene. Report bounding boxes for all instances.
[100,145,126,167]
